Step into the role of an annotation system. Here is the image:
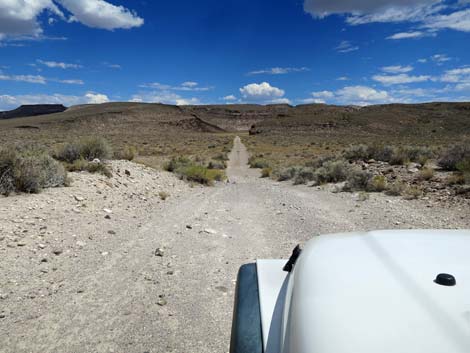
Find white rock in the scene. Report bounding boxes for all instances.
[203,228,217,235]
[76,241,86,248]
[103,208,113,214]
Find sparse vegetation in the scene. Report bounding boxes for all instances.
[65,159,113,178]
[164,156,225,186]
[438,143,470,171]
[207,160,226,170]
[344,144,434,165]
[248,156,270,169]
[0,144,67,196]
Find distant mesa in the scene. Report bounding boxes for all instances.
[0,104,67,120]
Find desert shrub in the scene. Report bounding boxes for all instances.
[369,145,395,163]
[438,144,470,171]
[276,166,301,181]
[385,182,406,196]
[55,143,82,163]
[213,153,229,161]
[419,167,435,181]
[402,146,434,165]
[344,144,394,162]
[208,160,226,170]
[115,145,137,161]
[314,160,351,184]
[79,137,112,161]
[343,144,369,161]
[248,157,270,169]
[457,159,470,184]
[159,191,170,200]
[163,156,191,172]
[403,186,423,200]
[66,159,112,178]
[293,167,316,185]
[389,146,432,166]
[56,137,112,163]
[0,145,67,195]
[367,175,387,192]
[261,167,272,178]
[304,156,335,169]
[446,173,465,186]
[178,165,225,185]
[343,168,372,191]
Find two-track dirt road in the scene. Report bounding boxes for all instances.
[1,137,469,353]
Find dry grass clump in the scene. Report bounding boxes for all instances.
[367,175,388,192]
[115,145,137,161]
[419,167,435,181]
[164,156,225,186]
[402,186,423,200]
[261,167,272,178]
[385,182,406,196]
[0,144,67,196]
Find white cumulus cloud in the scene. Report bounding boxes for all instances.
[304,0,470,35]
[0,0,143,40]
[60,0,143,30]
[335,85,391,105]
[85,92,109,104]
[239,82,285,101]
[0,92,110,110]
[312,91,335,98]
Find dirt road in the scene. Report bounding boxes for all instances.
[1,137,469,353]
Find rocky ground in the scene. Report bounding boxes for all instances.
[1,138,469,353]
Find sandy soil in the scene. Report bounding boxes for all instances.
[1,137,469,353]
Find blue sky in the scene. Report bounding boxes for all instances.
[1,0,470,109]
